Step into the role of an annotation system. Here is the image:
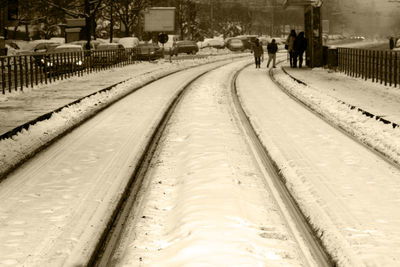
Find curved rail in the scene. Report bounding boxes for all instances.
[230,64,334,267]
[89,62,231,266]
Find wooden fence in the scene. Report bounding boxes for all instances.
[337,48,400,87]
[0,47,161,94]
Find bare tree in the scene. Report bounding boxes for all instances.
[43,0,105,48]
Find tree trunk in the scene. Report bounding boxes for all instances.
[85,0,92,50]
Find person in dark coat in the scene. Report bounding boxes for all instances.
[294,31,307,68]
[252,39,264,69]
[390,37,395,50]
[286,29,297,67]
[267,39,278,68]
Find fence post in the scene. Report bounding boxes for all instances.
[24,55,28,87]
[384,51,388,86]
[1,57,5,94]
[361,50,365,79]
[29,55,33,88]
[364,50,368,80]
[19,56,23,90]
[389,51,393,86]
[352,49,356,77]
[7,57,11,92]
[368,50,371,80]
[395,52,398,87]
[13,56,18,91]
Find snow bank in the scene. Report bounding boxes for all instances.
[271,67,400,166]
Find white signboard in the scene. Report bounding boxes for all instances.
[144,7,176,32]
[322,20,329,34]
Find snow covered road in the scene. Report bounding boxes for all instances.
[109,58,314,267]
[237,64,400,266]
[0,59,243,266]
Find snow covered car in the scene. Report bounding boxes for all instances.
[199,38,225,49]
[171,40,199,56]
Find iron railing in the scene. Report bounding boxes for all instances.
[0,47,163,94]
[337,48,400,87]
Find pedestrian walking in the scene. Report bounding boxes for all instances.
[267,39,278,68]
[252,39,264,69]
[286,29,297,68]
[294,31,307,68]
[390,37,395,50]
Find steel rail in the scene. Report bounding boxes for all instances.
[230,63,335,267]
[88,62,238,267]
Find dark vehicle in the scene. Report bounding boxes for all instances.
[53,44,85,73]
[171,40,199,56]
[134,42,163,60]
[94,43,126,66]
[32,42,59,68]
[236,35,258,50]
[226,38,245,51]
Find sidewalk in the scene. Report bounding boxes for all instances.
[0,63,164,137]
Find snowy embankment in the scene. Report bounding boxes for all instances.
[0,54,245,179]
[271,67,400,166]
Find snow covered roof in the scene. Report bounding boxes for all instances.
[283,0,322,8]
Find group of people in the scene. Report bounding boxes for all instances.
[286,29,307,68]
[252,38,278,69]
[251,29,308,70]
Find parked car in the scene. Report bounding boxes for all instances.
[31,42,60,68]
[70,40,98,50]
[226,38,245,51]
[118,37,139,49]
[171,40,199,56]
[134,42,163,61]
[5,40,21,56]
[198,38,225,49]
[94,43,126,66]
[53,44,85,72]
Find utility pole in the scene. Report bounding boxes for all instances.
[110,3,113,42]
[209,0,213,37]
[84,0,92,51]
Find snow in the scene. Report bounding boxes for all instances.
[237,57,400,266]
[1,49,400,266]
[0,58,246,266]
[112,60,309,267]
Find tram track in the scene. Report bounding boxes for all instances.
[231,64,334,267]
[90,60,334,266]
[88,62,230,267]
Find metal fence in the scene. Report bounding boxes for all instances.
[0,47,162,94]
[337,48,400,87]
